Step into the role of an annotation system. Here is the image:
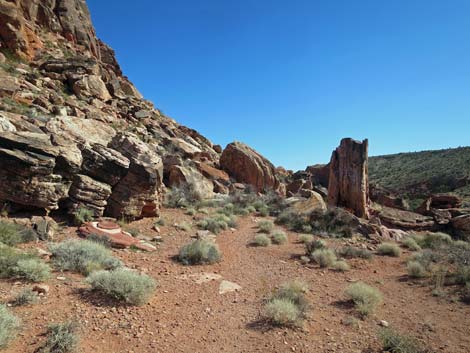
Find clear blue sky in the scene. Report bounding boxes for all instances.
[88,0,470,170]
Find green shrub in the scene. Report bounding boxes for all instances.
[164,184,201,208]
[305,239,327,256]
[407,261,427,278]
[197,214,236,234]
[345,282,383,317]
[402,238,421,251]
[311,249,337,268]
[175,222,192,232]
[13,288,39,306]
[276,210,310,233]
[379,328,428,353]
[411,232,452,249]
[298,234,314,244]
[0,221,37,246]
[253,234,271,247]
[258,220,274,234]
[377,243,401,257]
[333,260,350,272]
[272,231,288,245]
[49,239,122,275]
[86,233,112,248]
[178,239,221,265]
[0,304,20,348]
[258,205,270,217]
[72,206,93,226]
[87,269,156,306]
[12,258,51,282]
[185,208,197,216]
[336,246,373,260]
[0,244,43,280]
[263,280,309,327]
[310,208,357,238]
[41,321,79,353]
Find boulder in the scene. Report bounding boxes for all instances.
[72,75,112,101]
[290,193,327,214]
[68,174,112,216]
[0,114,16,132]
[377,206,435,231]
[305,164,330,187]
[168,165,214,200]
[220,141,279,192]
[195,162,229,182]
[106,133,164,218]
[417,194,463,214]
[328,138,370,218]
[451,214,470,240]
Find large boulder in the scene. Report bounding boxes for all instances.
[106,133,164,218]
[68,174,112,216]
[72,75,112,101]
[451,214,470,240]
[220,141,279,192]
[328,138,370,218]
[168,165,214,200]
[377,206,435,231]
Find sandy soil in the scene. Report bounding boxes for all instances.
[1,208,470,353]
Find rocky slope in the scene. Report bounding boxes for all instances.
[0,0,284,219]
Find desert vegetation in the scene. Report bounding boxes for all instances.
[178,239,221,265]
[345,282,383,317]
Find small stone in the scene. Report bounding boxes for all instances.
[379,320,389,327]
[33,284,50,295]
[56,276,66,281]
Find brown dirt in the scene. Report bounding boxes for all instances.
[2,208,470,353]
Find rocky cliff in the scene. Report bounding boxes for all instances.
[0,0,284,219]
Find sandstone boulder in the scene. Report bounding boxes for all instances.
[451,214,470,240]
[290,193,327,214]
[377,206,435,231]
[220,142,279,192]
[68,174,112,216]
[168,165,214,200]
[72,75,111,101]
[328,138,369,218]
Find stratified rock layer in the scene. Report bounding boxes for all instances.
[328,138,370,218]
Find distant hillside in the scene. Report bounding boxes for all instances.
[369,147,470,209]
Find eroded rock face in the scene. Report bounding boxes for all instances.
[328,138,370,218]
[220,142,279,192]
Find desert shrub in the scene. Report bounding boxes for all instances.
[310,208,357,238]
[311,249,337,268]
[407,261,427,278]
[298,234,314,244]
[0,304,20,348]
[0,221,37,246]
[454,266,470,285]
[176,222,192,232]
[333,260,350,272]
[379,328,429,353]
[336,246,373,260]
[41,321,79,353]
[253,234,271,247]
[263,280,309,327]
[276,210,310,233]
[197,214,237,234]
[164,184,201,208]
[185,207,197,216]
[0,244,44,280]
[258,220,274,234]
[345,282,383,317]
[87,269,156,306]
[178,239,221,265]
[12,258,51,282]
[13,288,39,306]
[402,238,421,251]
[86,233,112,248]
[377,243,402,257]
[49,239,122,275]
[72,206,93,226]
[411,232,452,249]
[272,231,288,245]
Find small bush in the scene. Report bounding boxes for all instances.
[197,214,236,234]
[402,238,421,251]
[305,239,327,256]
[86,233,112,248]
[407,261,427,278]
[333,260,350,272]
[41,321,79,353]
[253,234,271,247]
[0,244,43,280]
[49,239,122,275]
[176,222,192,232]
[164,184,202,208]
[0,304,20,348]
[258,205,270,217]
[311,249,337,268]
[298,234,314,244]
[12,258,51,282]
[337,246,373,260]
[379,328,428,353]
[377,243,402,257]
[272,231,288,245]
[345,282,383,317]
[72,206,93,226]
[0,221,37,246]
[411,232,452,249]
[13,288,39,306]
[87,269,156,306]
[258,220,274,234]
[263,280,309,327]
[276,210,310,233]
[178,239,221,265]
[185,208,197,216]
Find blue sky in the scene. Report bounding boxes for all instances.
[88,0,470,170]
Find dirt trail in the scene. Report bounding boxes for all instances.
[2,209,470,353]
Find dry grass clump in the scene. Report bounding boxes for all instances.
[263,280,309,327]
[72,206,94,226]
[345,282,383,317]
[49,239,122,275]
[253,234,271,247]
[0,304,20,348]
[407,261,427,278]
[164,184,202,208]
[337,246,373,260]
[41,321,79,353]
[411,232,452,249]
[379,328,430,353]
[377,243,402,257]
[298,234,314,244]
[332,260,350,272]
[197,214,237,234]
[272,231,288,245]
[311,249,337,268]
[87,269,156,306]
[12,258,51,282]
[402,237,421,251]
[12,288,39,306]
[178,239,221,265]
[258,220,274,234]
[0,220,37,246]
